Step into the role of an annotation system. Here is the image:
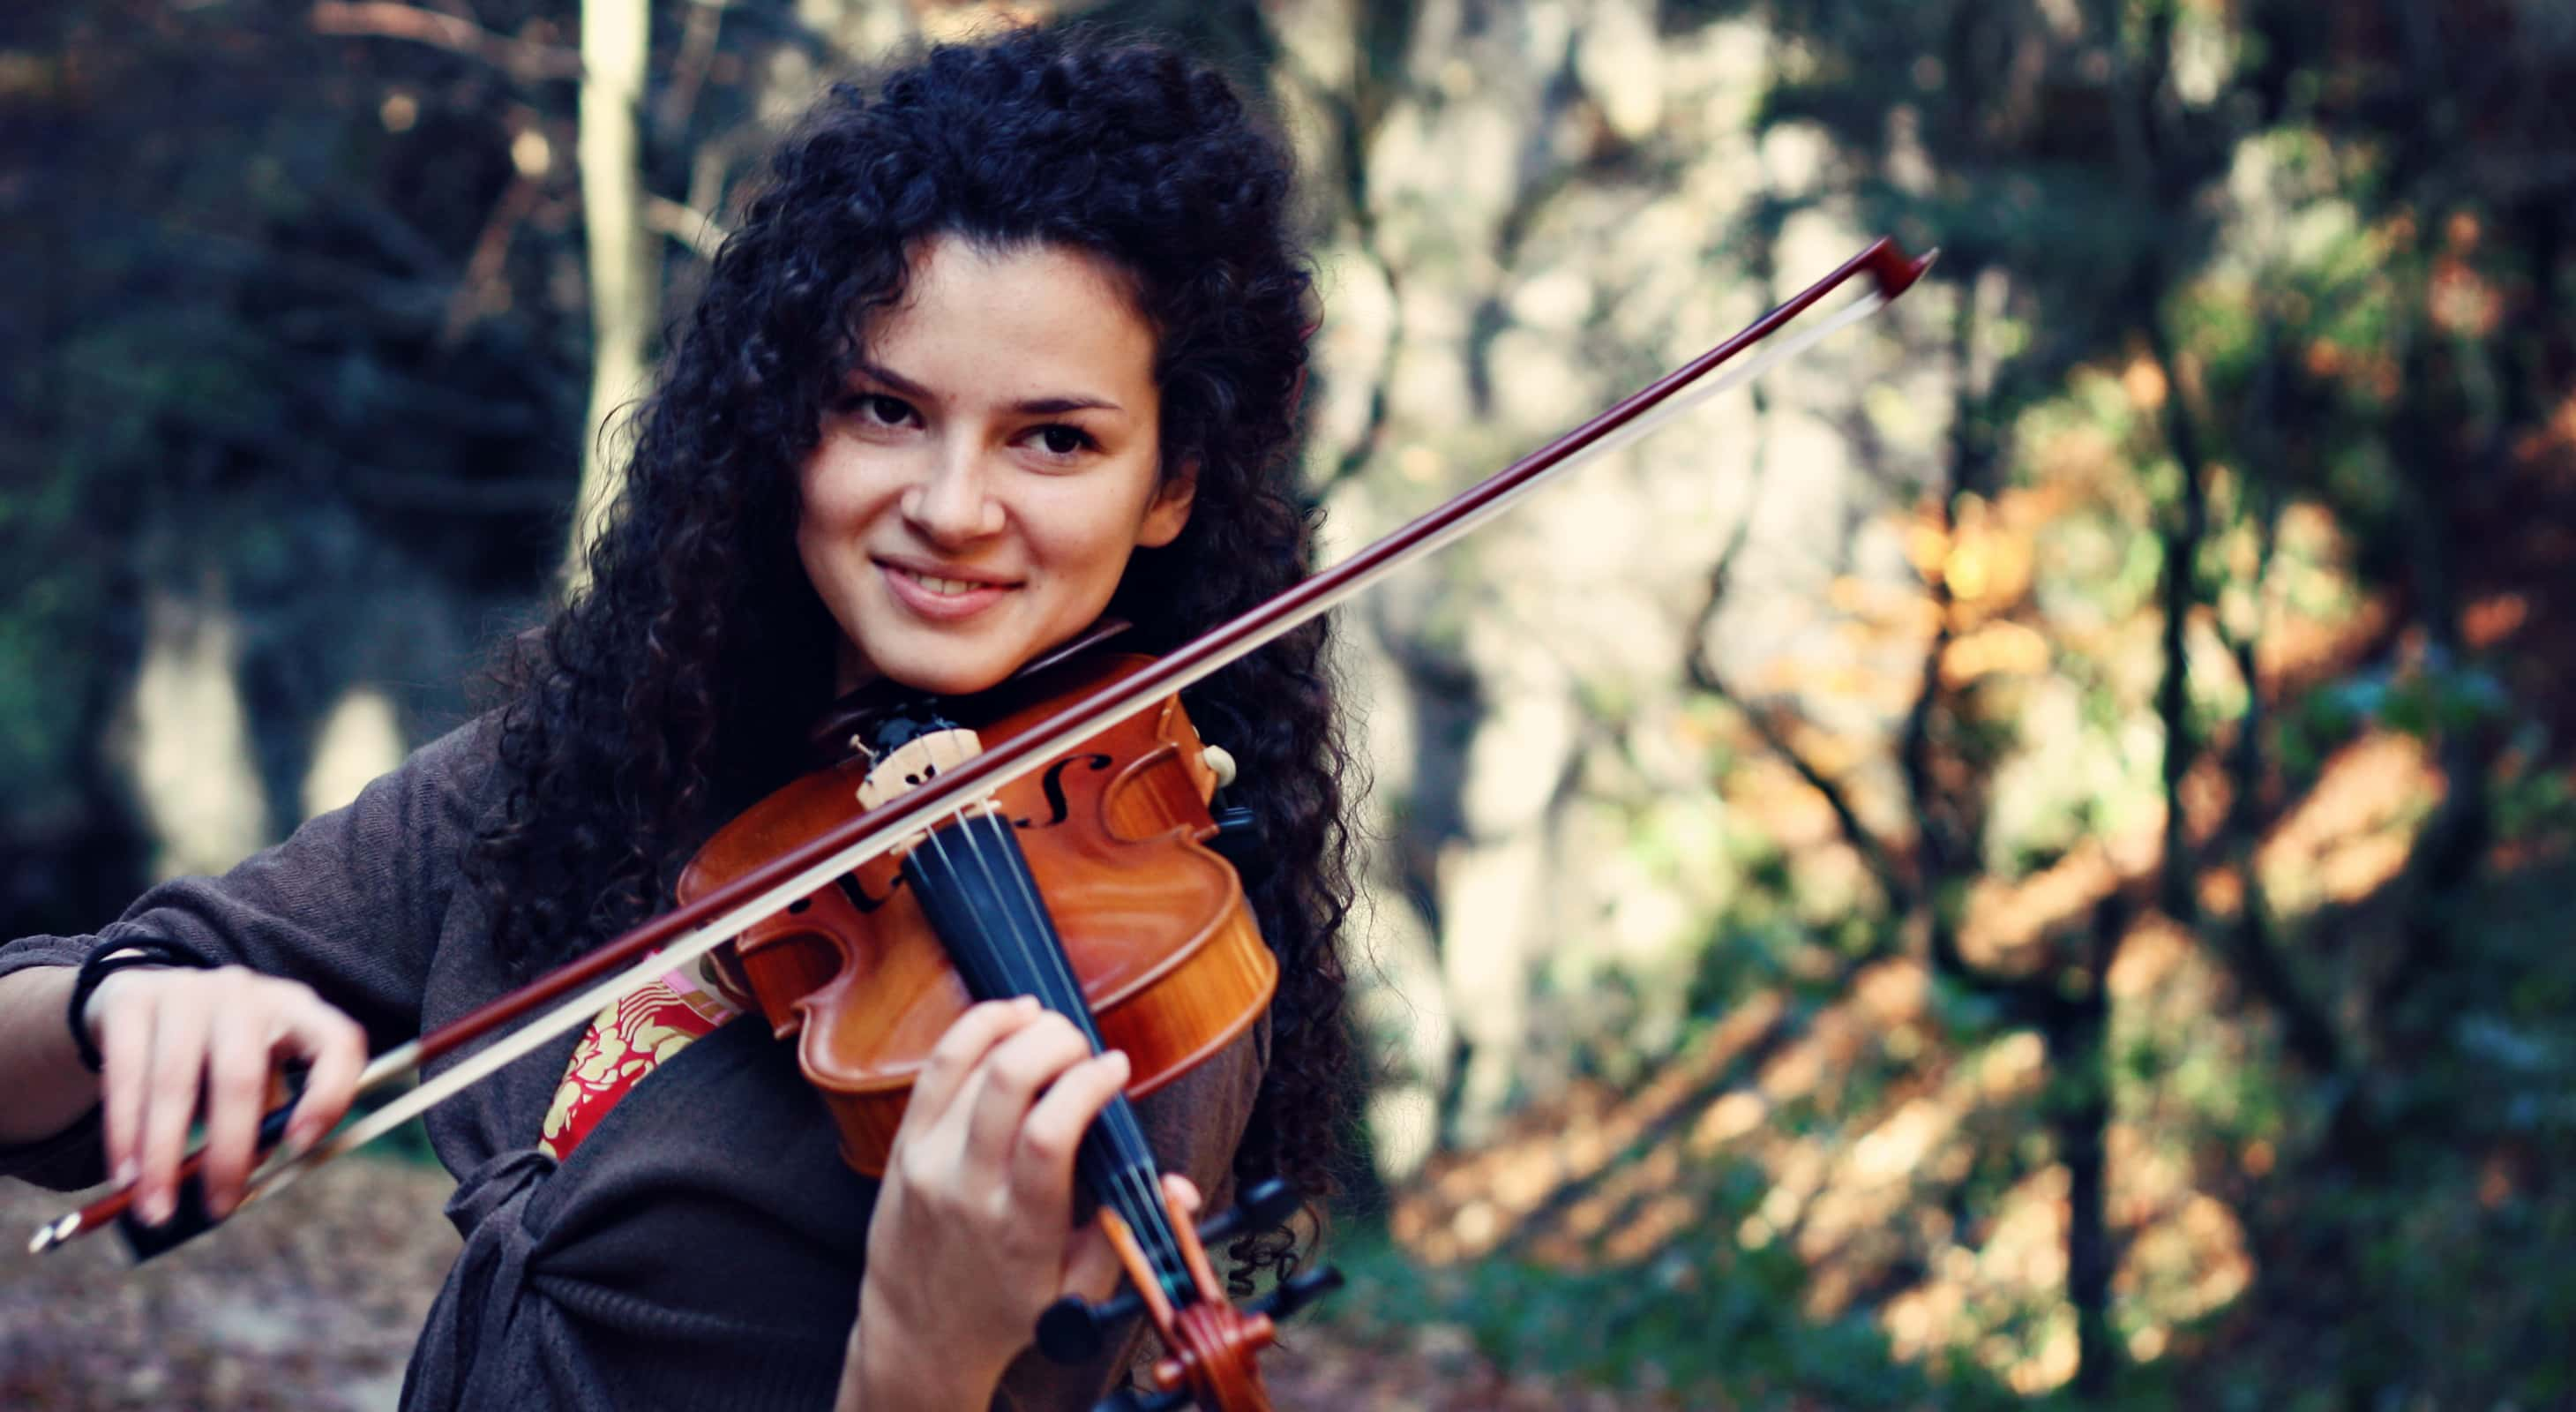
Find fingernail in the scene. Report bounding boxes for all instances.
[143,1191,172,1227]
[116,1158,138,1187]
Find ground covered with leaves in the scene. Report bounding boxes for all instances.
[0,1161,1676,1411]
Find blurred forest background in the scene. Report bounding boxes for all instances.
[4,0,2572,1408]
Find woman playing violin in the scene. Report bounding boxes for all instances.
[0,25,1353,1410]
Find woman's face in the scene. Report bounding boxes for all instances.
[798,235,1192,698]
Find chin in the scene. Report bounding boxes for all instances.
[869,646,1019,700]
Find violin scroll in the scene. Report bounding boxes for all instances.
[1081,1266,1346,1412]
[1037,1177,1315,1363]
[1038,1176,1341,1412]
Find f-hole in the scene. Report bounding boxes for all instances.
[837,872,902,915]
[1020,752,1115,830]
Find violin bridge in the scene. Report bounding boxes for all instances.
[854,726,994,812]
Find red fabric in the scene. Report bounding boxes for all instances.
[538,971,740,1160]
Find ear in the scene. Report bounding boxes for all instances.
[1134,459,1198,549]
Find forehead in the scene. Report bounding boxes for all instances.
[865,236,1157,392]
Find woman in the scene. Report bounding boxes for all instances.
[0,26,1352,1411]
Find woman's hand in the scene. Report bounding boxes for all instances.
[838,997,1188,1412]
[85,965,369,1226]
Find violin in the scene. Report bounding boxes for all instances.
[681,642,1327,1409]
[30,236,1936,1412]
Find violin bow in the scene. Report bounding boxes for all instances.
[31,236,1935,1258]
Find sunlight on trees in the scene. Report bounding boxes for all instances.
[4,0,2571,1406]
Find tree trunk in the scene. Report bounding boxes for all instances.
[565,0,655,590]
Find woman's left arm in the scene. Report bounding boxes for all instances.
[835,998,1148,1410]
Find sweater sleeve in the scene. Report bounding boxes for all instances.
[0,714,501,1190]
[995,1012,1273,1411]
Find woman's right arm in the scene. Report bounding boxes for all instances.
[0,962,369,1225]
[0,967,96,1144]
[0,713,495,1211]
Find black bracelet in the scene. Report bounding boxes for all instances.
[65,937,216,1074]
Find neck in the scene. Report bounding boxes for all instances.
[832,635,879,697]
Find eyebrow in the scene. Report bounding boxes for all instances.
[850,360,1123,417]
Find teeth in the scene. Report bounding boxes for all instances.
[901,568,988,597]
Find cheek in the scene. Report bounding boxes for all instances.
[1030,492,1150,585]
[798,453,888,540]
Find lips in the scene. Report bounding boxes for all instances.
[879,560,1015,620]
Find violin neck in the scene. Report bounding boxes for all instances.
[898,809,1199,1307]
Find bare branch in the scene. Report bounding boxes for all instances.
[1684,471,1916,913]
[656,0,730,139]
[441,170,541,346]
[644,195,728,261]
[309,2,583,83]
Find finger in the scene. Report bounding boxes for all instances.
[1058,1217,1126,1305]
[1162,1172,1202,1220]
[98,982,155,1190]
[135,995,213,1226]
[907,998,1042,1130]
[199,1007,276,1219]
[962,1014,1093,1175]
[1007,1048,1129,1211]
[278,1000,368,1152]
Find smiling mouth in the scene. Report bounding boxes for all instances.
[892,567,1000,597]
[880,562,1018,616]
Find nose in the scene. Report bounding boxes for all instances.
[899,440,1005,545]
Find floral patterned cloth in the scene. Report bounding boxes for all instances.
[538,961,744,1160]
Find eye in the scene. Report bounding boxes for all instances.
[1028,424,1096,458]
[857,394,917,427]
[835,392,917,428]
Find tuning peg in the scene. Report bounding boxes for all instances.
[1200,743,1239,789]
[1193,1175,1300,1246]
[1245,1264,1344,1323]
[1041,1180,1316,1368]
[1037,1287,1147,1363]
[1209,805,1261,867]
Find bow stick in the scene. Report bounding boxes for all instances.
[32,235,1935,1256]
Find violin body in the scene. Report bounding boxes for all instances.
[681,645,1325,1410]
[676,650,1277,1178]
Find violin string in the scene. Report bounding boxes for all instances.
[901,759,1190,1309]
[967,806,1194,1305]
[944,805,1192,1305]
[966,807,1136,1160]
[964,806,1193,1300]
[917,790,1191,1304]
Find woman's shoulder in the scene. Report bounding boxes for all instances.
[306,707,516,866]
[411,706,505,770]
[395,707,513,807]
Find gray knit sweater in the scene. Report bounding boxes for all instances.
[0,717,1266,1410]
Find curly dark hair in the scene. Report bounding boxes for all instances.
[463,25,1354,1287]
